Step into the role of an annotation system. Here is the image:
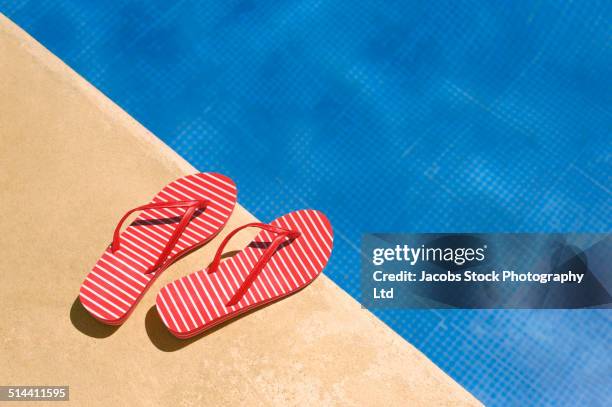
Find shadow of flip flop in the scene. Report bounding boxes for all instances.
[70,296,121,338]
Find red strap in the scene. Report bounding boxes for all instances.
[208,222,300,307]
[111,199,209,273]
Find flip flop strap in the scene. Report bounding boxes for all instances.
[111,199,209,273]
[208,222,300,307]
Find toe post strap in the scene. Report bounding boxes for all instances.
[208,222,300,307]
[110,199,210,273]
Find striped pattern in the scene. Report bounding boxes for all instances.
[156,209,333,338]
[79,173,237,325]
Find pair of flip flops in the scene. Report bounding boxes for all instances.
[79,173,333,338]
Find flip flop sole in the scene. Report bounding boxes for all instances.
[156,209,333,338]
[79,173,237,325]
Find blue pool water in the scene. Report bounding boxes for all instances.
[2,1,610,405]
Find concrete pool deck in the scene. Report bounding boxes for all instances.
[0,14,479,406]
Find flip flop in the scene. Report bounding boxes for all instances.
[79,173,237,325]
[156,209,333,338]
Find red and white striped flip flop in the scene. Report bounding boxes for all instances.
[156,209,333,338]
[79,173,237,325]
